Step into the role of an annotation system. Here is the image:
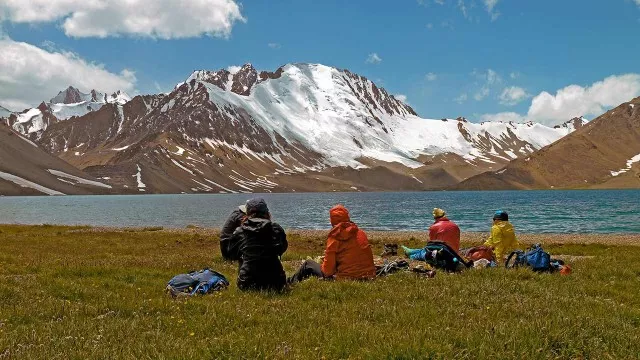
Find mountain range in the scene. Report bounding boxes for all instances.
[456,98,640,189]
[1,62,635,195]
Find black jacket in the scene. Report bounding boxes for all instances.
[220,209,245,260]
[232,218,288,291]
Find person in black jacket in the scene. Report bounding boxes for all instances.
[220,204,247,261]
[231,198,288,291]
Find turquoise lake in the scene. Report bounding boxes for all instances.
[1,190,639,233]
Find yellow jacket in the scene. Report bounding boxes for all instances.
[484,221,519,263]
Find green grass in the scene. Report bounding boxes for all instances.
[1,225,640,359]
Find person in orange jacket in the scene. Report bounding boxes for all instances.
[288,204,376,283]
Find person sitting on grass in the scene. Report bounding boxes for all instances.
[231,198,288,291]
[402,208,461,259]
[288,205,375,284]
[219,202,247,261]
[484,210,519,264]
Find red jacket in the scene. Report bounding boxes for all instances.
[429,217,461,252]
[321,205,376,280]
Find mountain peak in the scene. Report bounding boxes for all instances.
[50,86,84,104]
[554,116,588,131]
[230,63,258,95]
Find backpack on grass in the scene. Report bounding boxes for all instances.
[505,244,551,272]
[166,269,229,297]
[423,241,472,272]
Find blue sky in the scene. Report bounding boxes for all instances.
[2,0,640,125]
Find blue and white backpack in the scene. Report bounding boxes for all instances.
[166,269,229,297]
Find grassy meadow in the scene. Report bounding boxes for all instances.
[1,225,640,359]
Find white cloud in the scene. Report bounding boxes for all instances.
[480,112,525,123]
[474,87,490,101]
[527,74,640,124]
[484,0,501,21]
[426,23,434,29]
[510,72,520,79]
[395,94,409,104]
[458,0,470,20]
[0,37,136,110]
[486,69,501,85]
[473,68,501,85]
[0,0,245,39]
[482,73,640,126]
[441,20,454,29]
[499,86,530,106]
[425,72,438,81]
[366,53,382,64]
[267,43,281,49]
[454,93,468,104]
[635,0,640,6]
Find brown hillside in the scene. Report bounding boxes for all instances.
[455,97,640,190]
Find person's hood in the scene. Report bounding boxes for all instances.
[329,205,358,241]
[329,222,359,241]
[241,217,272,233]
[494,220,512,229]
[330,205,350,226]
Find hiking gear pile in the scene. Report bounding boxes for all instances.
[461,246,495,262]
[166,269,229,297]
[505,244,570,273]
[381,243,399,257]
[375,259,409,276]
[409,241,472,272]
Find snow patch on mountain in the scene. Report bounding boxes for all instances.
[134,165,146,190]
[0,170,65,195]
[47,169,112,188]
[610,153,640,176]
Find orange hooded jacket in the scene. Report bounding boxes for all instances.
[321,205,376,280]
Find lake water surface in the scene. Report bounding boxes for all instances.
[1,190,639,233]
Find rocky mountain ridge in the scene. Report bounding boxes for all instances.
[27,63,578,194]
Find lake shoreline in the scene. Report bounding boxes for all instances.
[8,223,640,246]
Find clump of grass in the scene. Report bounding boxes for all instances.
[1,224,640,359]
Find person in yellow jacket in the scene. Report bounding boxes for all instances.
[484,210,519,264]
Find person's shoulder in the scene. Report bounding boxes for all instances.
[231,208,245,217]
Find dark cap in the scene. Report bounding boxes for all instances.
[493,210,509,221]
[245,198,269,216]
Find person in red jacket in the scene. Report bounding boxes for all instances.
[402,208,461,258]
[288,204,376,284]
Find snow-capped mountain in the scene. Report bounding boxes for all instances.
[3,86,131,137]
[33,63,580,193]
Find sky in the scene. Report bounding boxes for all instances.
[1,0,640,126]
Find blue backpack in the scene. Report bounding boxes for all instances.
[166,269,229,297]
[505,244,551,272]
